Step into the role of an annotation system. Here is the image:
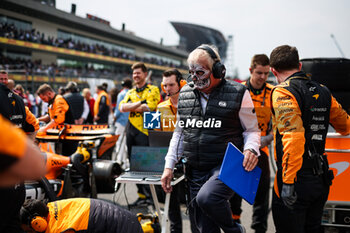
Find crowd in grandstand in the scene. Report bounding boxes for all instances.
[0,22,186,69]
[0,53,130,79]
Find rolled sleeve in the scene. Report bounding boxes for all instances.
[239,90,261,155]
[164,126,184,170]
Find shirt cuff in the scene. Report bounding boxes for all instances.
[243,141,261,156]
[164,158,177,170]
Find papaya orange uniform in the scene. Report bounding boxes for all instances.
[271,72,350,233]
[94,90,110,124]
[45,198,143,233]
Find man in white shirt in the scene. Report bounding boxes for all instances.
[161,44,260,233]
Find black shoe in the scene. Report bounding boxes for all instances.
[130,197,153,207]
[236,223,246,233]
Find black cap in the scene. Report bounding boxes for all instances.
[121,78,132,89]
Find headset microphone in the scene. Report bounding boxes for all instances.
[187,74,195,88]
[167,89,181,97]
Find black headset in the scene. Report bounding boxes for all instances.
[197,45,226,79]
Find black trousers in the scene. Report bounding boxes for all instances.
[0,184,25,233]
[126,122,150,198]
[169,182,183,233]
[230,150,270,233]
[272,170,329,233]
[188,166,242,233]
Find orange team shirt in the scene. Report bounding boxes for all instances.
[48,95,70,124]
[46,198,90,233]
[271,88,350,186]
[243,81,273,155]
[0,114,27,165]
[94,90,110,117]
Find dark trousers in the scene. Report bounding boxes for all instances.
[230,150,270,233]
[272,170,329,233]
[169,183,182,233]
[0,184,25,233]
[188,166,241,233]
[126,123,150,197]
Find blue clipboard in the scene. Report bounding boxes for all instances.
[218,142,261,205]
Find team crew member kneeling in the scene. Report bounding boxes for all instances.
[161,44,260,233]
[20,198,143,233]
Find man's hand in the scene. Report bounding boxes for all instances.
[93,115,100,122]
[140,104,149,112]
[281,183,297,210]
[37,127,47,135]
[161,168,173,193]
[242,149,258,171]
[75,118,84,125]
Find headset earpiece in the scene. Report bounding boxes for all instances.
[197,45,226,79]
[161,71,187,94]
[31,216,48,232]
[179,79,187,89]
[21,206,48,233]
[161,82,166,93]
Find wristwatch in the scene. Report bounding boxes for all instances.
[140,100,147,104]
[248,148,258,155]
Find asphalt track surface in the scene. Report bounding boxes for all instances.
[98,177,275,233]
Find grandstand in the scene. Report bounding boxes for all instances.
[0,0,188,91]
[171,22,228,59]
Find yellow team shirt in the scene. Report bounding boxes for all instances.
[156,98,177,132]
[119,84,160,135]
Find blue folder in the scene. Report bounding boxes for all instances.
[218,142,261,205]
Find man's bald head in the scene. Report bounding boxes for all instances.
[7,79,15,90]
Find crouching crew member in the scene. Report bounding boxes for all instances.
[20,198,143,233]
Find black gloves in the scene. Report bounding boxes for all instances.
[260,134,273,148]
[281,183,297,210]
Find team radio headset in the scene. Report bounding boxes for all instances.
[161,69,187,96]
[21,206,48,232]
[197,45,226,79]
